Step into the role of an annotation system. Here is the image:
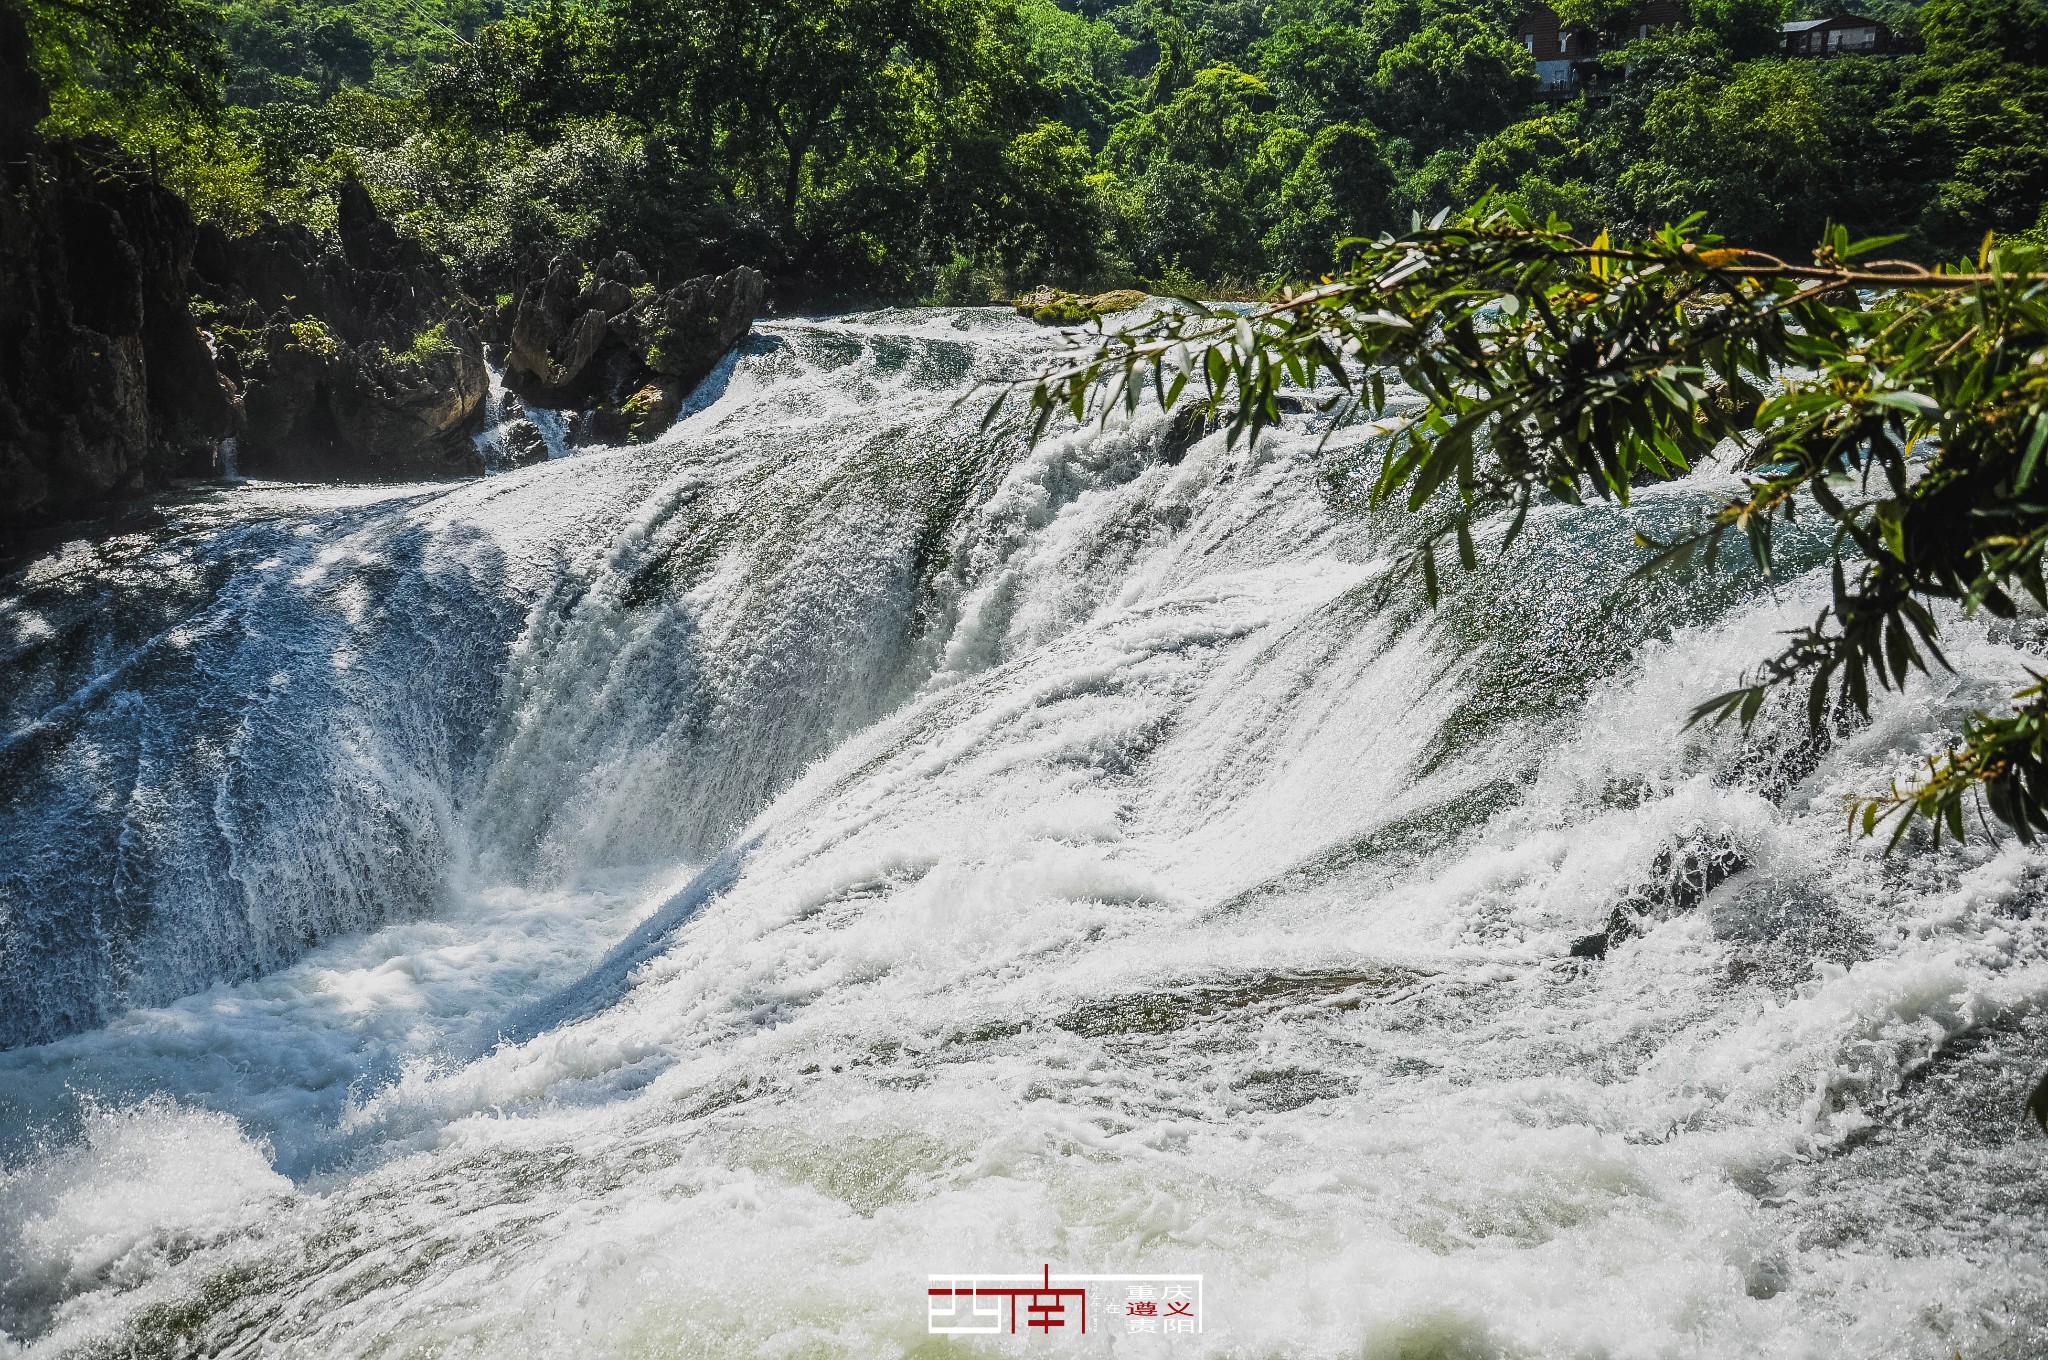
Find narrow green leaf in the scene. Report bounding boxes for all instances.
[2020,413,2048,491]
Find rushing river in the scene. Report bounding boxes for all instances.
[1,307,2045,1357]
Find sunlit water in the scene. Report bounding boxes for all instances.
[2,308,2045,1357]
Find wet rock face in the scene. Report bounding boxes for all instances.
[0,4,488,527]
[504,252,766,442]
[193,179,488,481]
[0,4,237,528]
[500,418,550,466]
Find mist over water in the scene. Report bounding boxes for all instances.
[2,308,2046,1357]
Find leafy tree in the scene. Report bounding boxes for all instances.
[16,0,2047,312]
[422,0,613,138]
[1140,11,1196,106]
[1264,121,1398,277]
[414,0,1057,290]
[1015,0,1135,143]
[1615,60,1859,250]
[1253,18,1376,124]
[1685,0,1790,58]
[1101,63,1284,279]
[984,119,1112,280]
[13,0,267,225]
[1558,0,1786,56]
[1454,111,1604,228]
[1908,0,2048,245]
[1367,6,1536,152]
[1390,141,1467,220]
[14,0,225,114]
[220,0,494,107]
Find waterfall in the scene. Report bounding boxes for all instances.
[471,365,574,470]
[2,307,2045,1357]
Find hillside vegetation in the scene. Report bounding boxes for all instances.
[15,0,2047,301]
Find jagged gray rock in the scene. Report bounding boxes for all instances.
[192,178,489,481]
[504,254,766,442]
[0,6,492,529]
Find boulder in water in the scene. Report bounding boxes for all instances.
[500,417,550,466]
[505,254,766,442]
[1012,286,1149,326]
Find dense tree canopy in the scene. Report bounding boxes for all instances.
[11,0,2048,299]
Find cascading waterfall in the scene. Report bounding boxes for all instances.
[1,307,2044,1357]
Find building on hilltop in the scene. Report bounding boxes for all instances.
[1780,13,1891,55]
[1516,0,1688,102]
[1514,3,1599,93]
[1625,0,1688,40]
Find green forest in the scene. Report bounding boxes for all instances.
[16,0,2048,301]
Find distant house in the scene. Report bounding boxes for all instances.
[1781,13,1891,54]
[1627,0,1688,40]
[1515,0,1687,99]
[1514,4,1598,92]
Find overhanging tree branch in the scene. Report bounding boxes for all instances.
[1015,198,2048,847]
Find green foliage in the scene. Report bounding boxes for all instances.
[1021,293,1094,323]
[1015,0,1135,144]
[1264,121,1399,277]
[1613,58,1887,251]
[286,315,340,353]
[1254,18,1376,124]
[985,120,1112,283]
[1011,284,1146,322]
[385,318,453,364]
[12,0,2048,303]
[19,0,227,114]
[223,0,490,104]
[929,251,1006,302]
[421,0,609,137]
[1102,64,1284,280]
[1910,0,2048,241]
[1454,112,1605,229]
[1367,6,1536,153]
[363,114,738,284]
[1023,203,2048,844]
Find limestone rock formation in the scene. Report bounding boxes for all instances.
[0,5,236,526]
[193,179,488,481]
[1012,286,1150,326]
[504,253,766,443]
[0,0,491,527]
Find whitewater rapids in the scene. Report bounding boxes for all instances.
[1,307,2044,1357]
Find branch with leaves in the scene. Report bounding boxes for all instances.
[1010,199,2048,846]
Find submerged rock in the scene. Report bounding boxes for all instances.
[1570,829,1750,959]
[500,417,550,467]
[1159,403,1212,465]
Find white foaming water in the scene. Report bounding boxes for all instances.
[2,308,2046,1356]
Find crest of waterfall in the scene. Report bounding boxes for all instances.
[1,307,2044,1357]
